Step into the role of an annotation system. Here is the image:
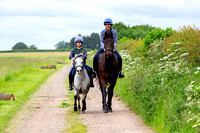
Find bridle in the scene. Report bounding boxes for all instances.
[104,38,114,54]
[75,65,83,70]
[74,54,84,73]
[105,48,113,51]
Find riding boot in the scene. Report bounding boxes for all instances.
[85,67,95,87]
[68,76,73,91]
[118,55,124,78]
[93,58,98,75]
[68,70,75,91]
[90,77,94,87]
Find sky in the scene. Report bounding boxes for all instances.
[0,0,200,50]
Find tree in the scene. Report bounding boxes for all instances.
[55,41,66,49]
[69,37,76,48]
[89,32,100,49]
[12,42,28,50]
[29,44,38,49]
[113,23,157,40]
[65,42,71,48]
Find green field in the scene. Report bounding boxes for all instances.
[0,52,69,132]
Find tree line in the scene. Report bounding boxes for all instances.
[55,32,100,50]
[11,22,160,51]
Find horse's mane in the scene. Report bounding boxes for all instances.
[103,31,114,41]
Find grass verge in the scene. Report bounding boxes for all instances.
[0,53,68,132]
[63,78,87,133]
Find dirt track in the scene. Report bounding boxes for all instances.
[5,65,70,133]
[5,65,154,133]
[80,79,154,133]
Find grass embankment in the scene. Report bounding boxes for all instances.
[115,26,200,132]
[0,52,69,132]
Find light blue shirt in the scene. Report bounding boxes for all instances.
[100,28,118,49]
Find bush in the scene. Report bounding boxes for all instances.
[144,27,174,51]
[115,25,200,132]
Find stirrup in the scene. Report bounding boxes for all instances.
[91,71,97,78]
[90,83,94,87]
[118,71,124,78]
[68,86,73,91]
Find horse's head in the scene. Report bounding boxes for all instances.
[104,31,114,55]
[74,53,84,74]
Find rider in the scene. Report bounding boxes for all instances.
[68,36,95,91]
[93,18,124,78]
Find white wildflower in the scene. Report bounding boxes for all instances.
[187,96,192,101]
[195,71,199,74]
[171,42,182,45]
[129,62,135,65]
[197,67,200,70]
[192,123,200,128]
[187,117,194,122]
[168,53,174,58]
[161,56,168,60]
[188,111,191,114]
[180,53,189,57]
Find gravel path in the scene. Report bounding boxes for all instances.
[5,65,70,133]
[6,65,155,133]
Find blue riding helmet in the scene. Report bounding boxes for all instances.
[104,18,113,26]
[74,36,83,43]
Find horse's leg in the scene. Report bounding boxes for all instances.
[107,81,116,112]
[81,92,87,113]
[74,89,78,111]
[100,80,108,113]
[78,94,81,111]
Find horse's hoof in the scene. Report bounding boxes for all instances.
[104,109,108,113]
[74,107,78,112]
[82,106,86,111]
[102,106,108,113]
[108,108,112,112]
[81,111,85,114]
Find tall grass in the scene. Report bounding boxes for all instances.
[115,26,200,132]
[0,53,68,132]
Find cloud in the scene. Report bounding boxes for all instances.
[0,0,200,50]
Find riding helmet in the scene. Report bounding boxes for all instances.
[74,36,83,43]
[104,18,113,26]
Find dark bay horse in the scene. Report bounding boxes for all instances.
[97,32,119,113]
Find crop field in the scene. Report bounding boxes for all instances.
[0,52,69,131]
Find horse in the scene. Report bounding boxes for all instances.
[97,32,119,113]
[73,53,90,113]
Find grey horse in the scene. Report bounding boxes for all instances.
[73,54,90,113]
